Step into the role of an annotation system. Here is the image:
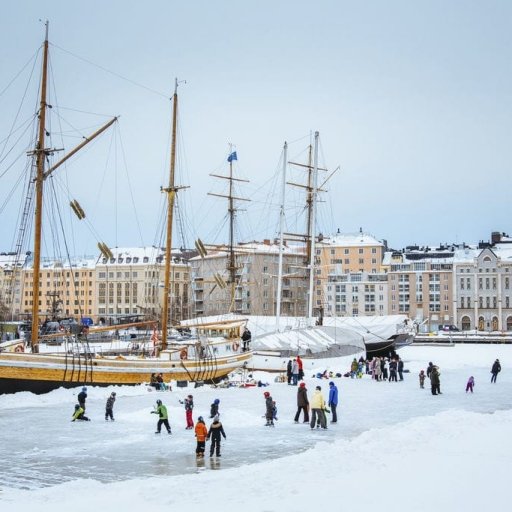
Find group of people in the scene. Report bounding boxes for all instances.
[286,355,304,385]
[420,358,503,395]
[364,356,405,382]
[152,396,226,457]
[291,380,338,429]
[149,373,170,391]
[71,386,117,421]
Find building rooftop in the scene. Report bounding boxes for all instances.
[320,232,384,248]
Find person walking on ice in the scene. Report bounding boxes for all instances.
[466,376,475,393]
[210,398,220,418]
[431,366,441,395]
[310,385,327,429]
[328,381,338,423]
[207,414,226,457]
[151,399,171,434]
[264,391,275,426]
[294,382,309,423]
[78,386,87,411]
[105,392,116,421]
[419,370,425,389]
[491,359,501,383]
[180,394,194,429]
[195,416,208,457]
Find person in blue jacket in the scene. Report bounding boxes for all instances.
[328,381,338,423]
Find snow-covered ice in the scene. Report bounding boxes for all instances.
[0,344,510,511]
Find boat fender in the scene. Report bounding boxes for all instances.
[15,345,24,353]
[180,348,188,360]
[232,341,240,352]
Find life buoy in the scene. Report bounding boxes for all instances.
[15,345,24,353]
[232,341,240,352]
[180,348,188,360]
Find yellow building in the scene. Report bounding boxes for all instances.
[20,257,96,321]
[95,247,191,325]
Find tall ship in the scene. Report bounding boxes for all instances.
[0,24,251,394]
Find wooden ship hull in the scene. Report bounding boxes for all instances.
[0,349,252,394]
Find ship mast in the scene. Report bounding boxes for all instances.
[30,21,50,349]
[307,131,320,322]
[208,149,249,312]
[161,79,187,348]
[227,145,237,306]
[29,23,118,349]
[275,142,287,331]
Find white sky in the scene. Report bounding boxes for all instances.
[1,0,511,257]
[1,344,511,510]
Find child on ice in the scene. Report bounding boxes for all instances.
[419,370,425,389]
[272,400,278,422]
[466,376,475,393]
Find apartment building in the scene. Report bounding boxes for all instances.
[385,246,454,330]
[191,240,307,317]
[453,240,512,331]
[0,252,27,318]
[323,272,388,317]
[314,231,386,317]
[95,247,191,325]
[20,257,97,320]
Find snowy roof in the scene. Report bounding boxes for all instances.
[96,247,189,266]
[189,242,304,261]
[319,232,384,248]
[0,252,28,270]
[25,257,97,270]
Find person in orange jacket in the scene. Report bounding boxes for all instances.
[194,416,208,457]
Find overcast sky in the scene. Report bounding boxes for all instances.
[1,0,511,258]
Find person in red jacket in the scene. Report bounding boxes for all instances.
[194,416,208,457]
[296,355,304,381]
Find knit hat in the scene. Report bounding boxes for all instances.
[213,414,220,422]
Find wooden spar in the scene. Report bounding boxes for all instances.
[228,147,236,309]
[161,79,179,350]
[43,117,118,179]
[30,24,118,349]
[31,22,50,349]
[38,320,157,339]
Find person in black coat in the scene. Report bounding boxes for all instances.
[294,382,309,423]
[426,362,434,380]
[78,387,88,411]
[397,358,404,381]
[241,327,251,352]
[207,415,226,457]
[210,398,220,418]
[491,359,501,383]
[431,366,441,395]
[286,360,293,385]
[389,359,398,382]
